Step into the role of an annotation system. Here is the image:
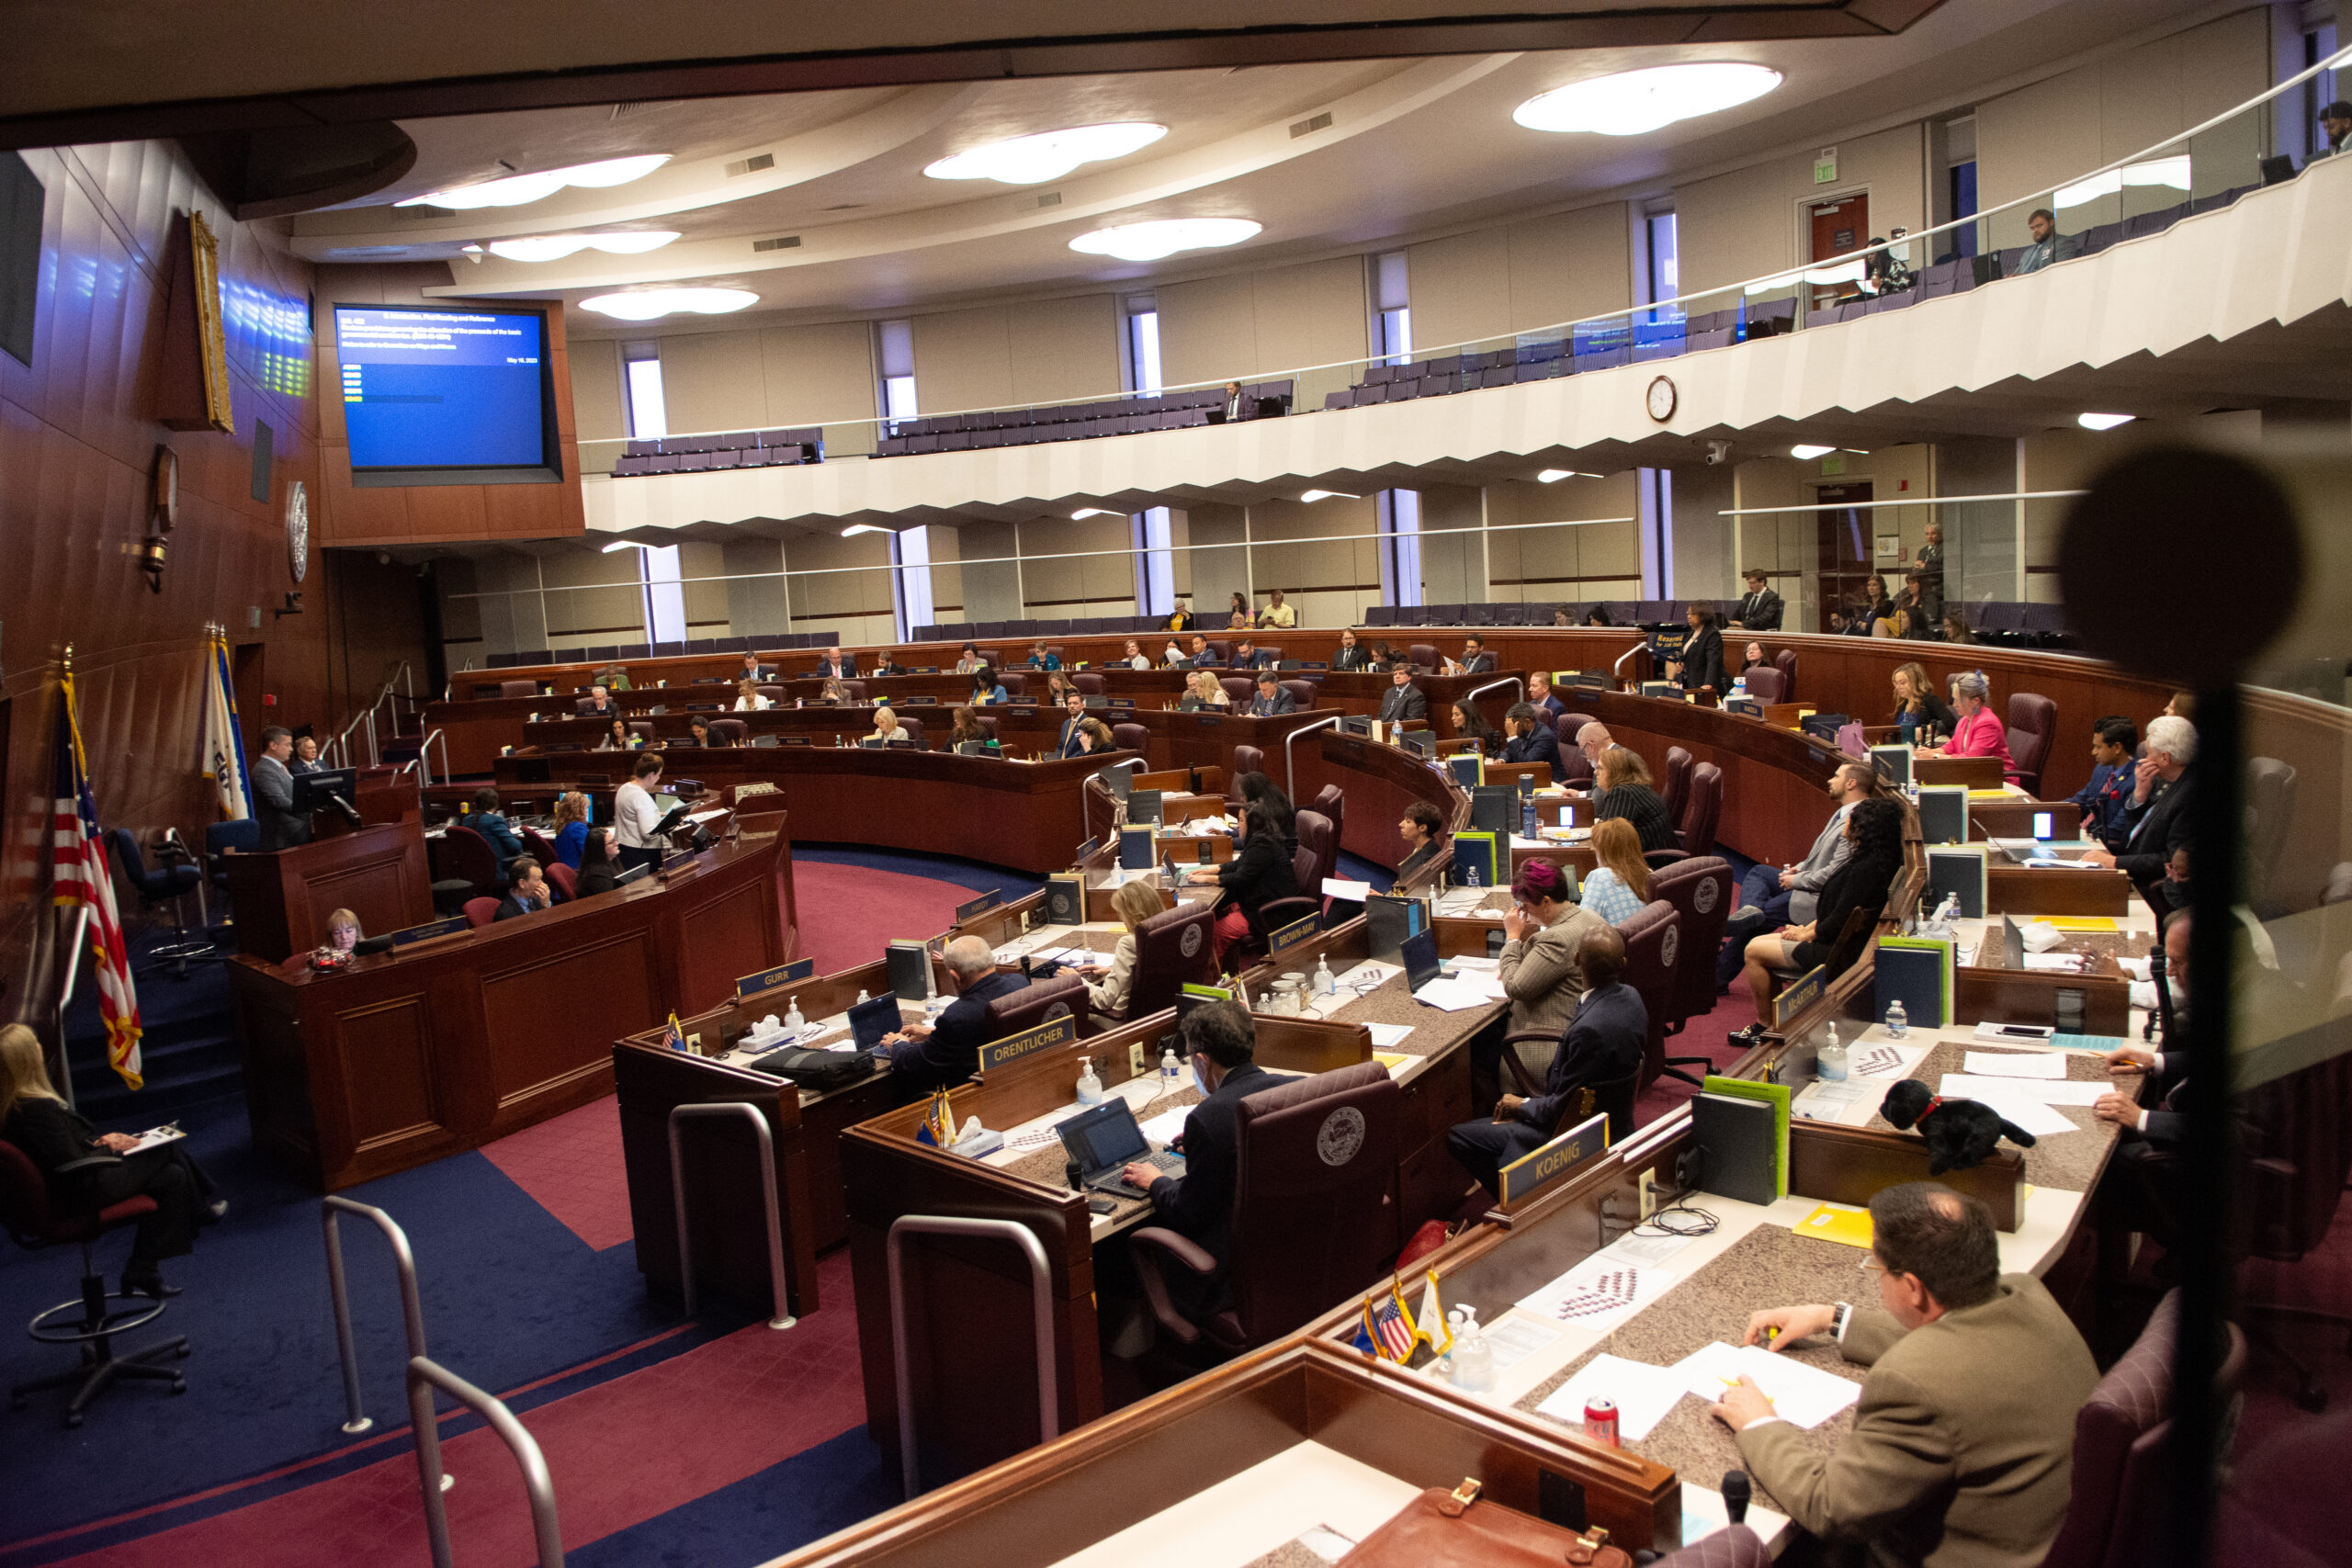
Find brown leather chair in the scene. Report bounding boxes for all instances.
[1648,856,1735,1085]
[1617,900,1679,1092]
[628,720,656,743]
[441,823,501,898]
[1772,646,1797,695]
[893,716,925,748]
[1739,665,1786,705]
[1408,642,1440,671]
[998,673,1027,699]
[976,716,1001,741]
[1069,672,1105,695]
[755,683,787,705]
[982,973,1090,1041]
[544,863,577,902]
[2041,1290,2245,1568]
[1293,810,1337,893]
[709,717,748,745]
[1105,900,1217,1021]
[1661,746,1693,827]
[1231,745,1265,781]
[1678,761,1722,853]
[521,826,560,866]
[1204,639,1232,664]
[1218,676,1255,705]
[1308,784,1345,874]
[462,897,501,929]
[2005,692,2055,795]
[1112,722,1150,752]
[500,680,537,698]
[1130,1061,1400,1354]
[1279,679,1317,710]
[1254,647,1283,663]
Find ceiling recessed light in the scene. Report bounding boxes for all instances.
[1070,508,1117,519]
[1298,490,1360,503]
[842,525,889,536]
[2076,412,2135,431]
[600,540,640,553]
[398,154,672,210]
[579,287,758,321]
[1513,63,1782,137]
[1536,468,1600,483]
[926,123,1168,186]
[1789,444,1837,459]
[488,231,681,263]
[1069,219,1261,262]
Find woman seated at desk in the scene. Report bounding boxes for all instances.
[1592,746,1678,853]
[955,643,985,674]
[1,1023,222,1300]
[1159,640,1189,669]
[319,907,362,956]
[1451,699,1500,752]
[684,716,727,750]
[871,705,911,745]
[1041,671,1074,707]
[815,678,852,706]
[1892,661,1954,746]
[551,793,591,867]
[1076,878,1166,1018]
[1924,670,2018,779]
[1069,717,1114,756]
[1736,796,1905,1018]
[1577,818,1651,925]
[734,679,772,713]
[968,666,1008,705]
[1187,773,1297,965]
[1397,800,1446,881]
[597,717,634,751]
[947,705,991,750]
[1177,671,1230,711]
[1121,638,1152,670]
[574,827,621,898]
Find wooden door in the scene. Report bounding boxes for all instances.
[1815,483,1875,630]
[1809,194,1869,311]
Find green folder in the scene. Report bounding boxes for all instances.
[1873,936,1955,1027]
[1702,1074,1791,1199]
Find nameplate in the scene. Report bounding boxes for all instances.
[956,889,1002,923]
[736,958,815,998]
[661,848,697,874]
[1193,714,1223,727]
[1498,1112,1611,1207]
[1267,912,1321,959]
[980,1013,1079,1075]
[390,916,469,947]
[1772,964,1826,1029]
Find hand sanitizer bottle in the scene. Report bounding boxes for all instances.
[1315,954,1336,998]
[1817,1022,1848,1080]
[1075,1056,1103,1106]
[1885,998,1908,1038]
[1450,1306,1495,1393]
[784,995,805,1032]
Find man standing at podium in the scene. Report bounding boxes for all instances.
[252,727,311,851]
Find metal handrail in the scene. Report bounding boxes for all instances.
[322,1196,432,1439]
[667,1103,797,1330]
[329,665,417,770]
[1465,675,1526,709]
[1282,714,1343,801]
[1613,646,1643,681]
[407,1356,562,1568]
[888,1215,1056,1498]
[398,728,450,787]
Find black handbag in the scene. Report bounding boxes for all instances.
[749,1044,877,1092]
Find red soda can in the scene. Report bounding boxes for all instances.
[1584,1396,1620,1448]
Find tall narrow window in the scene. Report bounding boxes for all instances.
[876,319,917,433]
[1377,491,1423,607]
[1125,294,1162,395]
[1374,251,1410,366]
[1942,114,1979,259]
[892,526,933,644]
[623,344,667,439]
[640,544,685,645]
[1132,508,1173,615]
[1645,209,1679,312]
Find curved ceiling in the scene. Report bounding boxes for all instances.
[279,0,2215,326]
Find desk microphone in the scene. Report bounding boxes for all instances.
[1721,1470,1751,1526]
[326,792,364,828]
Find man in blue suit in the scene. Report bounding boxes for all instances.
[883,936,1025,1097]
[2072,716,2137,848]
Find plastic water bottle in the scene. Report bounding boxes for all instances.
[1886,998,1908,1038]
[1315,954,1336,998]
[854,988,869,1006]
[1521,797,1539,840]
[1160,1048,1182,1089]
[1817,1022,1848,1080]
[1449,1307,1495,1393]
[1075,1056,1103,1106]
[784,995,805,1032]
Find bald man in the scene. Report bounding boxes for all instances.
[881,934,1025,1097]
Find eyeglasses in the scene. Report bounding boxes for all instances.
[1860,1256,1888,1275]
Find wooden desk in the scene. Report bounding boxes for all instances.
[1287,728,1471,870]
[1914,754,2006,789]
[227,835,795,1190]
[220,821,435,963]
[1986,864,2132,916]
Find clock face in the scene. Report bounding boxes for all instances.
[285,480,309,583]
[1646,375,1678,423]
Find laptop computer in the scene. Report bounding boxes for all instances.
[1402,927,1446,996]
[846,993,902,1053]
[1056,1100,1185,1197]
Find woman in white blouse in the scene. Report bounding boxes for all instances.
[734,678,772,712]
[1122,639,1151,670]
[1079,879,1166,1018]
[871,705,910,744]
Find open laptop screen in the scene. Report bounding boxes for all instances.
[848,994,901,1053]
[1056,1100,1151,1175]
[1402,927,1442,993]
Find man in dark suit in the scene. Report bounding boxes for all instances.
[811,645,856,679]
[578,684,616,717]
[2086,715,2193,897]
[1453,635,1496,675]
[493,858,553,921]
[882,936,1026,1096]
[1188,635,1217,667]
[1119,1000,1291,1303]
[1247,671,1296,716]
[251,726,311,852]
[1055,691,1091,757]
[1731,569,1784,630]
[1230,638,1272,671]
[1376,666,1426,724]
[737,651,774,682]
[1446,928,1644,1193]
[1332,629,1369,671]
[2092,912,2193,1243]
[1499,702,1562,770]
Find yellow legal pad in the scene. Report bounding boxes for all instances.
[1795,1201,1877,1249]
[1374,1052,1415,1075]
[2040,917,2121,931]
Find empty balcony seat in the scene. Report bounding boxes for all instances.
[611,456,651,476]
[1687,327,1735,352]
[1325,389,1356,411]
[1364,364,1395,384]
[623,439,661,458]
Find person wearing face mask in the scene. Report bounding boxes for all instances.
[1118,1000,1290,1317]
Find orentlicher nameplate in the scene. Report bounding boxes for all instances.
[736,958,815,998]
[1772,964,1826,1030]
[980,1013,1079,1075]
[1497,1111,1611,1208]
[1267,912,1322,958]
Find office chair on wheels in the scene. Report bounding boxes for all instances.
[0,1139,190,1427]
[109,829,216,978]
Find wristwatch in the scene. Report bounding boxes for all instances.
[1831,1302,1854,1341]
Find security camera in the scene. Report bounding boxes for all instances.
[1705,440,1734,466]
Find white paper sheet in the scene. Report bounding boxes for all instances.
[1365,1022,1416,1049]
[1410,978,1496,1012]
[1535,1355,1690,1442]
[1481,1313,1567,1372]
[2021,953,2086,973]
[1849,1042,1929,1079]
[1940,1072,2108,1106]
[1321,877,1374,902]
[1138,1106,1191,1146]
[1515,1259,1679,1333]
[1672,1343,1862,1430]
[1962,1049,2067,1079]
[1964,1096,2080,1137]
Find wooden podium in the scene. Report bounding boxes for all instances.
[221,821,435,962]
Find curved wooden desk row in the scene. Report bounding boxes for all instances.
[229,833,796,1191]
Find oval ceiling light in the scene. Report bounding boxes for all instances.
[1513,62,1782,137]
[579,287,758,321]
[488,231,682,263]
[1789,443,1837,459]
[2077,412,2136,431]
[1069,218,1261,262]
[398,153,673,210]
[926,122,1168,185]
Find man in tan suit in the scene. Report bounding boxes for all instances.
[1711,1182,2098,1568]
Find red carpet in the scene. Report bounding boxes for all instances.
[481,1098,636,1250]
[792,860,993,977]
[58,1251,867,1568]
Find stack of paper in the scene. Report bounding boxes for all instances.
[1411,977,1496,1012]
[1939,1072,2105,1105]
[1961,1049,2066,1079]
[1673,1343,1862,1429]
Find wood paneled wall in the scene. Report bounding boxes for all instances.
[1,142,427,1026]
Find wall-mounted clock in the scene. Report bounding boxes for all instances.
[1645,375,1679,423]
[285,479,309,583]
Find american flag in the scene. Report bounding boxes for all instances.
[52,674,141,1089]
[1369,1287,1416,1361]
[661,1012,688,1053]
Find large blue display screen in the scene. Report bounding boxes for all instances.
[335,307,548,469]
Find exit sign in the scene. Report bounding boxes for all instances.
[1814,147,1838,185]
